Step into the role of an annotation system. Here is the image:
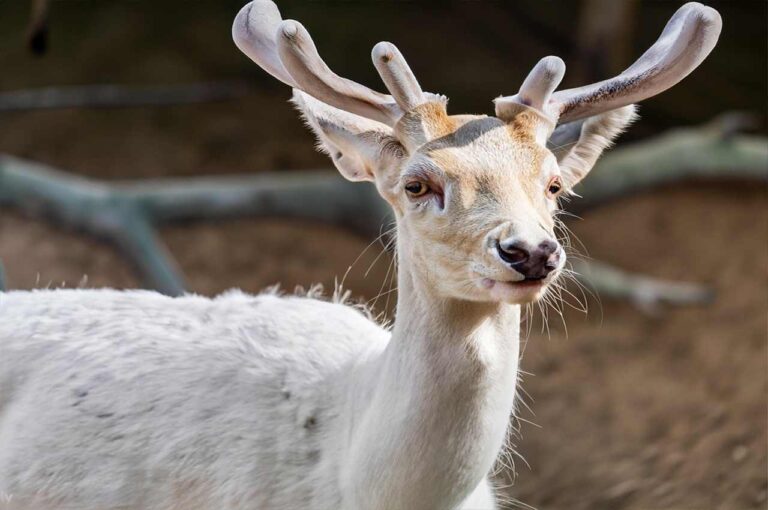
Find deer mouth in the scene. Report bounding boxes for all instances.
[479,276,549,303]
[481,276,546,288]
[497,278,546,289]
[511,278,547,287]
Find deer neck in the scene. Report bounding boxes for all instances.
[342,242,521,510]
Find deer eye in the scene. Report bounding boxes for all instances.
[404,181,430,198]
[546,176,563,197]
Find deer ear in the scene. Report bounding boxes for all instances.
[549,105,638,189]
[292,90,404,183]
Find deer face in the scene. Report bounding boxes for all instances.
[291,92,637,304]
[233,0,721,304]
[388,112,563,303]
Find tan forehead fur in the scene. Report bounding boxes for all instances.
[406,102,547,173]
[415,107,549,209]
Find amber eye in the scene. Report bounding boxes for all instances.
[404,181,430,197]
[547,176,563,197]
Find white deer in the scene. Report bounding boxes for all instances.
[0,2,720,509]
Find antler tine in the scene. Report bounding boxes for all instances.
[277,21,402,126]
[518,56,565,113]
[233,1,403,126]
[553,2,722,124]
[232,1,297,88]
[371,42,426,112]
[495,56,565,121]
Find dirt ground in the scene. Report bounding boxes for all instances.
[1,181,765,510]
[508,183,768,510]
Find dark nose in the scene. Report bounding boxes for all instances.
[496,239,561,280]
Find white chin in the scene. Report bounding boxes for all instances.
[481,278,547,304]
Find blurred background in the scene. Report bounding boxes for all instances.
[0,1,766,509]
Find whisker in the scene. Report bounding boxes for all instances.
[363,227,397,279]
[340,222,396,292]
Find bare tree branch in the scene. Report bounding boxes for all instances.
[0,156,185,295]
[571,259,714,314]
[118,173,387,237]
[572,115,768,213]
[0,157,388,294]
[0,82,252,112]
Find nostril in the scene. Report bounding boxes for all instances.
[496,240,529,265]
[539,240,558,256]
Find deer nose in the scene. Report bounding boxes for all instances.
[497,239,561,280]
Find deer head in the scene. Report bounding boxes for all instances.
[233,1,721,305]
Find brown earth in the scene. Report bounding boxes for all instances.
[1,182,765,510]
[508,183,768,510]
